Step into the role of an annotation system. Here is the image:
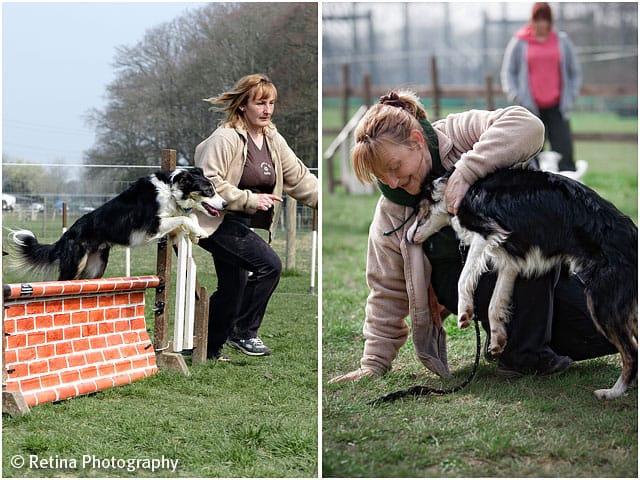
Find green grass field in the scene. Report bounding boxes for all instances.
[1,222,318,477]
[1,103,637,478]
[322,138,638,478]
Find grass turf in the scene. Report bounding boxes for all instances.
[1,224,318,478]
[321,138,638,477]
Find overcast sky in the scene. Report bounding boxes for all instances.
[2,2,204,166]
[2,1,535,167]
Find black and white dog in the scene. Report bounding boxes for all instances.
[9,167,227,281]
[407,168,637,400]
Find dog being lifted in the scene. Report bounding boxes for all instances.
[10,167,227,281]
[406,167,637,400]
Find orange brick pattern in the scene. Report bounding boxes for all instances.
[3,276,160,407]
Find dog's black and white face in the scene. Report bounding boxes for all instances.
[406,176,451,244]
[170,167,227,217]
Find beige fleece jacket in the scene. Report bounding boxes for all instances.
[361,106,545,377]
[194,125,318,238]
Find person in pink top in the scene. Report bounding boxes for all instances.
[501,2,581,171]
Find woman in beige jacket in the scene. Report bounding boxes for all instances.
[330,91,616,383]
[195,74,317,360]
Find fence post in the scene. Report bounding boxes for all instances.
[154,149,189,375]
[485,74,495,111]
[285,197,297,271]
[430,56,441,120]
[62,202,68,233]
[363,74,371,107]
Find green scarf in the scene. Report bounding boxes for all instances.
[376,118,444,207]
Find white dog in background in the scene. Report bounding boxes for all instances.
[536,151,588,182]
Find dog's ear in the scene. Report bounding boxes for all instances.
[191,167,204,176]
[428,172,451,202]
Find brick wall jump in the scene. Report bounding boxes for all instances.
[3,276,160,407]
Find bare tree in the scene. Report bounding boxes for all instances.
[84,2,318,186]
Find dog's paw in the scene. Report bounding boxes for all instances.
[408,223,428,244]
[488,340,505,356]
[457,303,474,328]
[594,384,626,400]
[406,220,419,244]
[187,225,208,239]
[489,327,507,355]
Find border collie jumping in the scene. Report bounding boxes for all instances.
[9,167,227,281]
[406,168,637,400]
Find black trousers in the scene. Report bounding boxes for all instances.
[198,215,282,356]
[538,104,576,171]
[426,228,616,371]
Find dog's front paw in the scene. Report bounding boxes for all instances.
[406,199,432,244]
[191,227,208,242]
[406,219,420,244]
[188,233,201,244]
[407,220,429,244]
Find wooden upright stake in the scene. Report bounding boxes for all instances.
[285,197,297,271]
[154,149,189,375]
[485,74,495,111]
[192,284,209,365]
[430,56,441,120]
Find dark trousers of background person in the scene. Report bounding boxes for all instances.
[198,215,282,357]
[538,104,576,171]
[425,228,616,371]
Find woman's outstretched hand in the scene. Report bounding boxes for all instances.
[328,367,376,384]
[255,193,283,211]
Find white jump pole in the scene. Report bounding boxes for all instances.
[125,248,131,277]
[310,210,318,294]
[183,239,196,350]
[173,234,196,352]
[173,235,188,352]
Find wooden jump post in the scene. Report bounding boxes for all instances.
[153,149,210,374]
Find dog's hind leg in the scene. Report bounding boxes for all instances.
[588,295,638,400]
[457,234,491,329]
[487,264,518,356]
[59,253,88,281]
[593,317,637,400]
[81,247,110,279]
[56,240,90,280]
[594,341,637,400]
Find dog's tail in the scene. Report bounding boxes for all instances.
[7,229,60,279]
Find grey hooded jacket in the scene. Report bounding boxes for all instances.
[501,31,581,120]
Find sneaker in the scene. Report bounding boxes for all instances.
[227,337,272,356]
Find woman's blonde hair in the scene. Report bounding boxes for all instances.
[204,74,278,130]
[352,90,429,183]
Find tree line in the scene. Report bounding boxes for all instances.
[84,2,318,190]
